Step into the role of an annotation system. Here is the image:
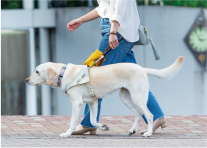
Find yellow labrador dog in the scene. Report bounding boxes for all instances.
[26,56,184,138]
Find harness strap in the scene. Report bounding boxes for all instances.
[65,66,98,100]
[86,82,98,100]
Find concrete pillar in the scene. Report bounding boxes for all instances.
[202,72,207,114]
[39,0,48,9]
[39,28,52,115]
[26,28,38,115]
[23,0,34,9]
[88,0,93,7]
[144,0,149,6]
[194,71,207,114]
[23,0,37,115]
[39,0,52,115]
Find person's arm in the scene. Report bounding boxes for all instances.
[109,21,120,49]
[79,9,100,23]
[109,0,128,49]
[67,8,100,32]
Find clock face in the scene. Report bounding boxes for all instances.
[189,28,207,53]
[184,10,207,68]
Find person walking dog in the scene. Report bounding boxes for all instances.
[67,0,167,135]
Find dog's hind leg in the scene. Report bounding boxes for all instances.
[119,88,142,135]
[130,91,153,137]
[88,100,109,131]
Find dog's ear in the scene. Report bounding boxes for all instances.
[45,66,57,85]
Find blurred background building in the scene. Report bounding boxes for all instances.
[1,0,207,116]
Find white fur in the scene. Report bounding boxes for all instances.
[144,57,184,79]
[26,56,184,138]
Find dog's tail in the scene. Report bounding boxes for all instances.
[144,56,184,79]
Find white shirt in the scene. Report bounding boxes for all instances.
[95,0,140,42]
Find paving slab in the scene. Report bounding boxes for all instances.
[1,115,207,147]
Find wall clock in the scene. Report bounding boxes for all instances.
[184,9,207,68]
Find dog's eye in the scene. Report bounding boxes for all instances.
[36,71,39,74]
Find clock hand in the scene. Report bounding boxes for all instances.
[196,32,204,42]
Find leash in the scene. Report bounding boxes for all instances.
[94,36,124,66]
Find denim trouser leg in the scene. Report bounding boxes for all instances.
[142,91,165,124]
[81,18,164,128]
[80,99,102,128]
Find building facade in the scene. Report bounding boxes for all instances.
[1,2,207,115]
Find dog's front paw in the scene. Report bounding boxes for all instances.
[142,131,152,137]
[59,133,71,138]
[100,124,109,131]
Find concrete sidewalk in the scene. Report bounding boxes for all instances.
[1,115,207,147]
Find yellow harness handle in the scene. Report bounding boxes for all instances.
[84,49,103,67]
[84,37,124,67]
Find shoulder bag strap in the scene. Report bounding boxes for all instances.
[135,0,144,27]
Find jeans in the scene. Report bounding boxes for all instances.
[80,17,164,128]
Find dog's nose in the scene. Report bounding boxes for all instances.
[25,78,29,82]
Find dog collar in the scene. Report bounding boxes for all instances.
[58,66,66,86]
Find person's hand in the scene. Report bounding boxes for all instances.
[109,33,119,49]
[67,18,83,32]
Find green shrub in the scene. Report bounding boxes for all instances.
[1,0,207,9]
[162,0,207,8]
[51,0,88,7]
[146,0,206,8]
[66,0,88,7]
[1,0,23,9]
[83,0,207,8]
